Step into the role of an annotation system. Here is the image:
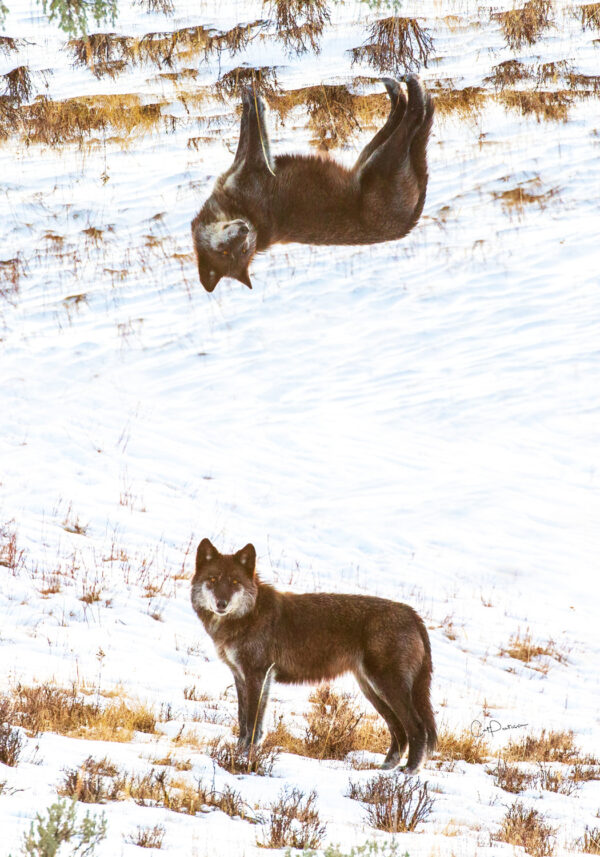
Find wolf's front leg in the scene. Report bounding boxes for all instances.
[241,667,273,750]
[240,88,274,174]
[230,97,250,171]
[232,673,249,749]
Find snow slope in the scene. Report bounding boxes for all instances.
[1,0,599,854]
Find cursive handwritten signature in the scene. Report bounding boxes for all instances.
[470,719,528,737]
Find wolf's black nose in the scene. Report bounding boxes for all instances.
[216,599,228,611]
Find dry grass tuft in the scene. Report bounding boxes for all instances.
[348,772,434,832]
[575,827,600,854]
[493,0,554,50]
[504,729,577,764]
[266,689,389,761]
[126,824,166,849]
[151,755,192,771]
[350,17,434,75]
[258,787,326,849]
[493,801,556,856]
[500,629,568,665]
[579,2,600,30]
[303,686,364,759]
[431,85,486,119]
[498,89,572,122]
[487,759,535,793]
[492,179,560,214]
[206,737,279,776]
[436,726,489,764]
[267,0,330,56]
[485,59,534,89]
[304,83,361,150]
[5,684,156,742]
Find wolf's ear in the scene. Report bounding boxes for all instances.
[235,267,252,289]
[196,538,218,570]
[234,543,256,574]
[198,262,222,293]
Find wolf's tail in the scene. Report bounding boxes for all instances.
[413,615,437,755]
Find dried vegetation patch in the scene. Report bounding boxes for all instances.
[435,726,489,764]
[493,0,554,50]
[504,729,580,764]
[266,686,389,762]
[2,684,156,742]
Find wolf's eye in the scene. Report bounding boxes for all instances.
[210,577,216,583]
[221,250,229,256]
[232,579,238,585]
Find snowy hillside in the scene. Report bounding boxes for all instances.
[1,0,599,855]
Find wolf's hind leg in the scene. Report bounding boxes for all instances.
[357,75,426,184]
[356,675,408,769]
[365,668,428,773]
[241,88,274,173]
[232,673,249,748]
[353,78,407,173]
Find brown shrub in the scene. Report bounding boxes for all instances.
[348,773,434,832]
[537,761,580,795]
[0,700,24,767]
[350,17,434,75]
[58,756,120,803]
[494,0,554,50]
[487,759,535,793]
[206,737,279,776]
[485,59,534,89]
[258,787,326,849]
[505,729,577,763]
[126,824,166,849]
[2,65,34,104]
[492,180,560,214]
[267,0,330,56]
[493,801,556,856]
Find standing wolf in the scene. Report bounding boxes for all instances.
[191,75,434,291]
[191,538,437,772]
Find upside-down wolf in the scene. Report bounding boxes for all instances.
[191,75,434,292]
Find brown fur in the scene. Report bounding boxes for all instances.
[191,75,434,291]
[190,539,436,772]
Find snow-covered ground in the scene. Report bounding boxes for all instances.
[1,0,599,854]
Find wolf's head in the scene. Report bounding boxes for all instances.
[191,538,258,618]
[191,215,257,293]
